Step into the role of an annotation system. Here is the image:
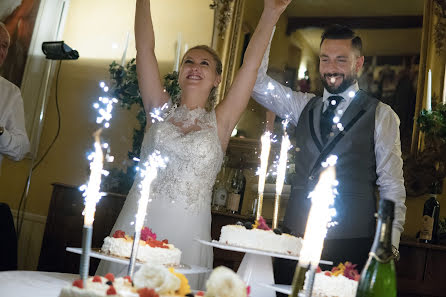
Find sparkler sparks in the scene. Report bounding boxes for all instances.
[78,81,117,281]
[128,151,167,277]
[290,155,338,297]
[300,155,338,269]
[149,103,170,123]
[272,119,291,229]
[256,131,272,220]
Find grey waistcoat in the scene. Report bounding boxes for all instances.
[284,90,379,239]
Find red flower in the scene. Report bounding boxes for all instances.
[140,227,157,241]
[72,279,83,289]
[137,288,159,297]
[106,286,117,295]
[257,216,271,231]
[92,276,102,283]
[105,273,115,282]
[112,230,126,238]
[343,262,360,280]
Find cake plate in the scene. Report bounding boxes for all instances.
[259,284,291,295]
[197,240,332,297]
[66,247,210,275]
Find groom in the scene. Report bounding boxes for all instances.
[251,24,406,290]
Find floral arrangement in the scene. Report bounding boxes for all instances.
[404,102,446,196]
[101,59,180,194]
[317,262,360,281]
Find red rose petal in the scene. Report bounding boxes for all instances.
[105,273,115,282]
[106,286,117,295]
[112,230,126,238]
[137,288,159,297]
[72,279,83,289]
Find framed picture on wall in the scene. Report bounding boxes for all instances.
[0,0,42,87]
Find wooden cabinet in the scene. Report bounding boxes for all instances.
[37,183,126,275]
[38,183,248,274]
[397,241,446,297]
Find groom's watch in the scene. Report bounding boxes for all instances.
[392,245,400,261]
[0,126,4,136]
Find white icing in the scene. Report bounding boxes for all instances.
[304,271,359,297]
[101,237,181,266]
[59,276,136,297]
[59,264,181,297]
[219,225,302,256]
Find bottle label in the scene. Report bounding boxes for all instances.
[420,215,434,241]
[227,193,240,212]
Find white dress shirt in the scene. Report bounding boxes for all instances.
[0,76,30,169]
[252,40,406,248]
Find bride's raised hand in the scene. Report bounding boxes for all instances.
[264,0,292,16]
[135,0,169,114]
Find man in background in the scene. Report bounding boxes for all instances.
[252,24,406,294]
[0,21,30,171]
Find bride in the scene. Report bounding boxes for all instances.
[97,0,291,289]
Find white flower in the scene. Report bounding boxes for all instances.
[133,263,180,294]
[205,266,247,297]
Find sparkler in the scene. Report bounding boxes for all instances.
[79,82,117,281]
[272,120,291,229]
[127,151,167,276]
[127,151,167,277]
[290,155,338,297]
[256,131,271,220]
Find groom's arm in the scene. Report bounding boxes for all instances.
[251,30,314,126]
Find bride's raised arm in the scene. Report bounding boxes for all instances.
[135,0,169,116]
[215,0,291,146]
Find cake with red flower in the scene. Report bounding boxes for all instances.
[101,227,181,266]
[304,262,360,297]
[218,217,302,256]
[59,264,249,297]
[59,263,191,297]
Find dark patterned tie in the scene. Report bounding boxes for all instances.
[320,95,343,144]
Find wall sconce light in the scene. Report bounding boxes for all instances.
[42,41,79,60]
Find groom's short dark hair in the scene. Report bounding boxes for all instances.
[320,24,362,56]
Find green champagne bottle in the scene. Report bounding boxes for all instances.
[355,199,396,297]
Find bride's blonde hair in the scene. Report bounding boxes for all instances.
[175,45,222,111]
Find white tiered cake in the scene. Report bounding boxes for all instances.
[304,262,360,297]
[218,217,302,256]
[101,227,181,266]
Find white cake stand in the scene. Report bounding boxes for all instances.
[66,247,210,275]
[197,239,332,297]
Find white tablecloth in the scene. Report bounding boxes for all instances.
[0,271,78,297]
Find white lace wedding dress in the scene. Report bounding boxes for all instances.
[96,104,224,289]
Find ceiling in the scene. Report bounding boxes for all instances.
[286,0,424,17]
[284,0,424,57]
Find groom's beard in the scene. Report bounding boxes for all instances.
[320,72,357,94]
